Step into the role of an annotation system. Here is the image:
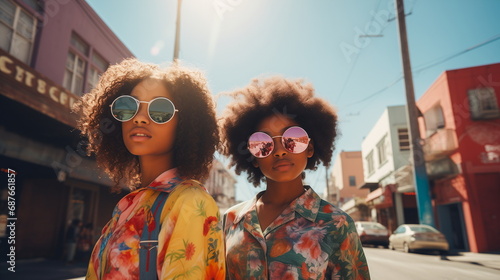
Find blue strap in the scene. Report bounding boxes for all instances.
[139,192,169,280]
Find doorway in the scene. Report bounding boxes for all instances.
[437,203,468,251]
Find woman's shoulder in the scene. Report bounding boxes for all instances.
[225,200,249,214]
[223,199,253,221]
[222,200,251,229]
[317,199,356,223]
[173,179,216,202]
[177,179,205,189]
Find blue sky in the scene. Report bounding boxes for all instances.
[86,0,500,201]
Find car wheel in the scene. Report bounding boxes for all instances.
[388,242,395,250]
[403,242,411,253]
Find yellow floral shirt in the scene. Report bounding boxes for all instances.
[86,169,225,279]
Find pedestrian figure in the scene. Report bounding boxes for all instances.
[219,77,371,279]
[65,219,81,264]
[75,58,225,279]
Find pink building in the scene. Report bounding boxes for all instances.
[0,0,133,260]
[326,151,370,221]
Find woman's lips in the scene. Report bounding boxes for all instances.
[273,160,293,171]
[129,129,152,142]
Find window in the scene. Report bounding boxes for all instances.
[348,176,356,187]
[395,226,406,234]
[468,87,500,120]
[63,33,108,95]
[0,0,37,63]
[398,128,410,151]
[366,151,374,175]
[376,135,387,165]
[63,51,86,94]
[423,104,445,137]
[86,52,108,90]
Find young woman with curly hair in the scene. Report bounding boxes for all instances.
[76,58,225,280]
[220,77,370,279]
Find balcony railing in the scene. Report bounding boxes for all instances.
[423,129,458,161]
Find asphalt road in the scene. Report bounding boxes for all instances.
[1,248,498,279]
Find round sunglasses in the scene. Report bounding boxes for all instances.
[247,126,311,158]
[109,95,178,124]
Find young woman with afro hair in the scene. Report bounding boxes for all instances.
[220,77,370,280]
[76,58,225,279]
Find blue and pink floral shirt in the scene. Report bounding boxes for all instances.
[86,169,225,279]
[223,186,370,280]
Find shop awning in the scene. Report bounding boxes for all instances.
[365,187,383,202]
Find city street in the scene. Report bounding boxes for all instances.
[1,248,499,279]
[364,247,500,279]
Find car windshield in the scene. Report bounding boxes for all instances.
[362,223,386,230]
[409,225,438,233]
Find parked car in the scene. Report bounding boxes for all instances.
[389,224,449,254]
[355,221,389,247]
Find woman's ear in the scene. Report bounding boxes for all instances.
[252,159,259,168]
[307,141,314,158]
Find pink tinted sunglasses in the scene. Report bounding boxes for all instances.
[247,126,310,158]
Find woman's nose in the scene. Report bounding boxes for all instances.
[132,103,150,124]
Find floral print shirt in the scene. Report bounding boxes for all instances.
[223,186,370,280]
[86,169,225,280]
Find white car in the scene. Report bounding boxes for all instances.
[389,224,449,254]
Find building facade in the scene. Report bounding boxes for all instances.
[361,105,417,232]
[417,62,500,253]
[0,0,133,260]
[204,159,237,214]
[325,151,369,221]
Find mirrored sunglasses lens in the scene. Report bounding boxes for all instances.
[149,98,175,123]
[282,127,309,153]
[112,96,137,121]
[248,132,274,158]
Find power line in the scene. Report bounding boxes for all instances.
[343,32,500,108]
[344,76,403,107]
[413,33,500,74]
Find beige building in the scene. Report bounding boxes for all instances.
[325,151,370,221]
[204,159,237,213]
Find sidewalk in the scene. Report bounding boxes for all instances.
[441,252,500,271]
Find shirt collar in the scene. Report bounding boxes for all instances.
[290,186,321,222]
[144,168,183,193]
[233,186,322,224]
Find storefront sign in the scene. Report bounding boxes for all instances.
[481,144,500,163]
[0,49,78,127]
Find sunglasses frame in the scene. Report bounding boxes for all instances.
[109,95,179,124]
[247,126,311,158]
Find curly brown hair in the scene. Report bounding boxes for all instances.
[219,77,338,186]
[75,58,218,191]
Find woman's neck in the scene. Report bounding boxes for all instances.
[260,177,305,206]
[139,155,175,187]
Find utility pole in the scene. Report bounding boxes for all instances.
[325,165,330,202]
[173,0,182,61]
[394,0,435,227]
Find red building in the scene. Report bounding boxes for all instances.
[417,63,500,253]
